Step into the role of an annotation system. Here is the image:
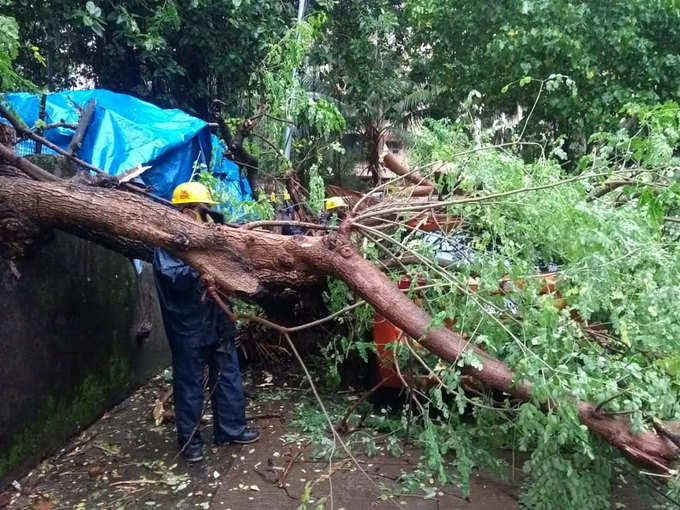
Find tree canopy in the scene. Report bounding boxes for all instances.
[6,0,302,116]
[406,0,680,155]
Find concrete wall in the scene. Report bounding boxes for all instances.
[0,232,169,485]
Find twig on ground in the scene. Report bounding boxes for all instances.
[110,478,161,487]
[246,413,283,421]
[277,439,311,487]
[55,433,99,460]
[335,378,389,435]
[172,378,219,462]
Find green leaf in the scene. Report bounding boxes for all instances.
[639,187,665,226]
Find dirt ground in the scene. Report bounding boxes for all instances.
[0,366,661,510]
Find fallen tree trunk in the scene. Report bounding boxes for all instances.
[0,175,678,472]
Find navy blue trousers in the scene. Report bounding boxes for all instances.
[169,337,246,447]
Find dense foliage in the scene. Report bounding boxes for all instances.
[321,105,680,508]
[4,1,680,507]
[308,0,434,180]
[406,0,680,157]
[4,0,301,116]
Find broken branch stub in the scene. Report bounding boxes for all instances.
[66,99,96,157]
[382,151,435,188]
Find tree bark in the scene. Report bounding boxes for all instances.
[0,175,678,472]
[399,185,435,197]
[382,151,435,188]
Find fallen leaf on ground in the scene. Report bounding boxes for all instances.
[92,441,122,457]
[152,399,164,426]
[88,465,104,478]
[35,499,53,510]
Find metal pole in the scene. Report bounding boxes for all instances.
[283,0,308,161]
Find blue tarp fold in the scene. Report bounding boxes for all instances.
[1,89,252,204]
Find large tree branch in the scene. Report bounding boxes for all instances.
[0,143,61,182]
[0,175,678,472]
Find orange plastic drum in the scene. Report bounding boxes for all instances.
[372,276,421,388]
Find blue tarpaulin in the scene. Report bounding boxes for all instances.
[1,89,252,204]
[209,134,253,216]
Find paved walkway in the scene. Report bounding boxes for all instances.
[2,368,649,509]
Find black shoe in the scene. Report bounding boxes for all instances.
[181,443,204,462]
[216,427,261,445]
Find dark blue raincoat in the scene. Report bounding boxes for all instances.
[153,248,246,447]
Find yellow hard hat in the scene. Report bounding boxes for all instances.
[325,196,348,210]
[171,182,218,205]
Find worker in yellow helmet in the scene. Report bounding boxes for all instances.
[324,196,348,211]
[153,181,259,463]
[171,181,220,223]
[320,196,349,225]
[277,187,303,236]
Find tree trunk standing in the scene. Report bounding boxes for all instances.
[365,128,383,185]
[0,175,678,472]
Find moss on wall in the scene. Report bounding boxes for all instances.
[0,232,170,486]
[0,355,131,479]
